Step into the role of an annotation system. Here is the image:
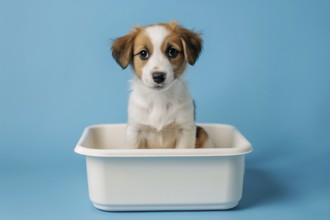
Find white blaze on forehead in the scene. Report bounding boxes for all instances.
[141,25,174,88]
[144,25,170,53]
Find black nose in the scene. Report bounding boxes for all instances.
[152,72,166,84]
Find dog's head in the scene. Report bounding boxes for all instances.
[112,21,202,89]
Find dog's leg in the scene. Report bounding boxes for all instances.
[175,126,196,148]
[126,125,146,149]
[195,126,213,148]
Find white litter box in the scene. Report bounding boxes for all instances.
[74,123,252,211]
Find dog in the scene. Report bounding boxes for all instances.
[112,21,212,149]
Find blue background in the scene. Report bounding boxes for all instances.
[1,0,329,219]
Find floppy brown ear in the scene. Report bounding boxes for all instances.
[111,28,139,69]
[177,26,203,65]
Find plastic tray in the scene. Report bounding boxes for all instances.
[74,124,252,211]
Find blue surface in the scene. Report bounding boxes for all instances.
[1,0,329,219]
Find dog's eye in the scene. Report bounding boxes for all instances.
[167,47,179,58]
[139,50,149,60]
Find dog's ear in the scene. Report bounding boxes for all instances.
[112,28,140,69]
[176,25,202,65]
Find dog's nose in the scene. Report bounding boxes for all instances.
[152,72,166,84]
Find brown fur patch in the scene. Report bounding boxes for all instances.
[132,31,153,78]
[161,32,187,78]
[162,22,203,65]
[112,27,142,69]
[178,28,202,65]
[195,126,208,148]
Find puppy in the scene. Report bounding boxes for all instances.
[112,21,212,149]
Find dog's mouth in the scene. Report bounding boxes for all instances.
[153,83,166,89]
[141,78,176,91]
[151,80,178,91]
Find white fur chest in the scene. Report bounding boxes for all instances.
[128,79,194,132]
